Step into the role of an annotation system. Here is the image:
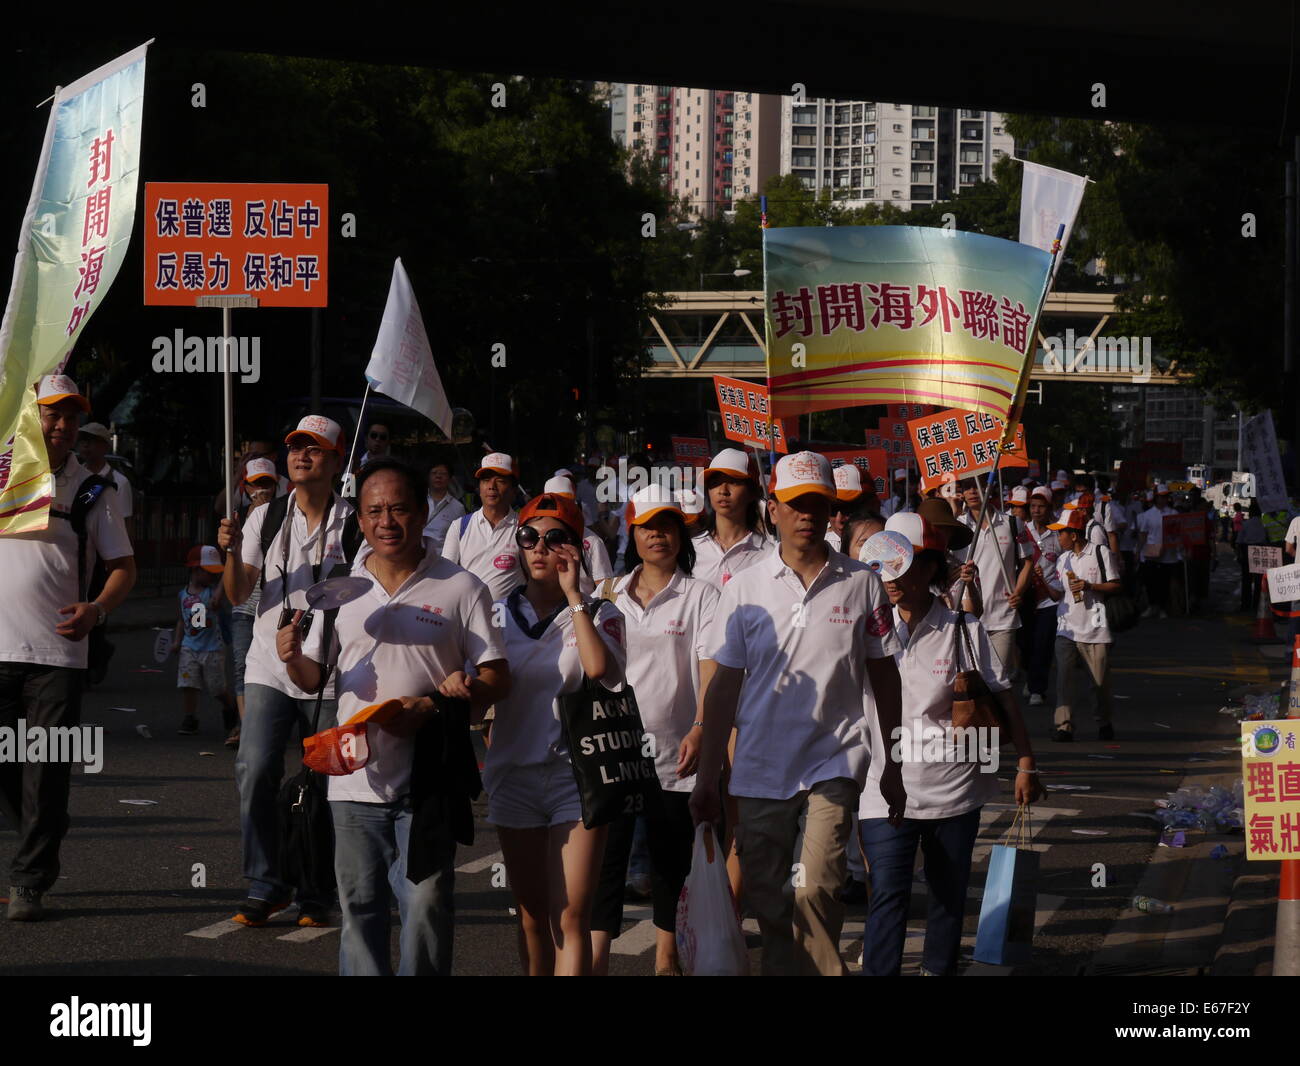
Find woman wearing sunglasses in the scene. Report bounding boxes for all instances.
[482,493,627,975]
[589,485,720,976]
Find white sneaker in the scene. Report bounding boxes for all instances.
[1029,693,1044,707]
[1141,606,1157,619]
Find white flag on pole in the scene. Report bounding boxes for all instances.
[365,258,453,439]
[1018,160,1087,281]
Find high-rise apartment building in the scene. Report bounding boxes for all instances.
[614,85,781,217]
[779,99,1015,210]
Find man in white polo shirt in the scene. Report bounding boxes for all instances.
[279,459,509,975]
[954,475,1033,681]
[1,376,136,921]
[442,452,523,601]
[217,414,357,927]
[422,460,466,555]
[691,450,905,976]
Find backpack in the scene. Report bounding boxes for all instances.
[49,474,117,601]
[257,492,363,588]
[1095,547,1139,633]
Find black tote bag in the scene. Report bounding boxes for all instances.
[558,678,664,829]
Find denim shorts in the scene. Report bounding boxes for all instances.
[487,758,584,829]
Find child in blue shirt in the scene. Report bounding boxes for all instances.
[171,545,237,736]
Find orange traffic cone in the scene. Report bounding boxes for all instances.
[1252,573,1278,642]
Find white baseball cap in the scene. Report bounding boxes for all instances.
[1154,482,1170,495]
[703,448,757,484]
[1030,486,1053,503]
[543,475,575,498]
[1050,479,1068,491]
[1055,469,1069,480]
[834,464,865,500]
[245,458,278,483]
[628,484,683,526]
[1008,486,1029,505]
[286,415,345,454]
[187,545,224,574]
[36,374,90,412]
[885,512,946,551]
[475,452,517,478]
[892,467,908,481]
[771,451,836,503]
[77,421,112,443]
[554,468,574,480]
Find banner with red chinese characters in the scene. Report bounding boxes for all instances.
[712,375,794,453]
[763,226,1052,422]
[1162,512,1211,559]
[0,42,150,533]
[144,182,328,307]
[671,435,710,468]
[1242,720,1300,860]
[905,407,1029,492]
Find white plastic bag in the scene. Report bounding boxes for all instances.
[675,823,749,976]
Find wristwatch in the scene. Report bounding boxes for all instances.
[91,602,108,627]
[568,602,587,616]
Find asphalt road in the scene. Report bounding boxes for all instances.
[0,542,1265,976]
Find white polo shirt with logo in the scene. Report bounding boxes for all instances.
[442,507,522,601]
[326,543,505,803]
[860,598,1009,820]
[422,492,467,555]
[955,510,1030,632]
[691,528,774,589]
[1054,543,1122,644]
[482,592,627,792]
[580,532,614,593]
[611,567,719,793]
[240,492,355,700]
[708,547,900,801]
[0,454,133,670]
[1027,521,1063,611]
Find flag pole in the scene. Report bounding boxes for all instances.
[343,381,372,489]
[1001,222,1066,451]
[760,196,776,484]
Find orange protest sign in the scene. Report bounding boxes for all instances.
[144,183,329,307]
[713,375,794,453]
[906,407,1027,491]
[877,418,917,463]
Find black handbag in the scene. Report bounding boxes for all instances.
[1096,548,1139,633]
[558,671,664,830]
[276,606,340,901]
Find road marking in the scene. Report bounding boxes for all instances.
[610,904,659,956]
[277,926,339,943]
[185,920,245,939]
[456,849,503,875]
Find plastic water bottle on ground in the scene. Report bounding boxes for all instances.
[1132,895,1174,914]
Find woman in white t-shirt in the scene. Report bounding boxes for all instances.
[483,492,627,976]
[857,513,1042,977]
[589,486,720,976]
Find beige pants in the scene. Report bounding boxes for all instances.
[988,628,1020,683]
[736,777,857,976]
[1053,637,1112,729]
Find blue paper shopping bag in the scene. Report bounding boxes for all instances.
[973,805,1039,965]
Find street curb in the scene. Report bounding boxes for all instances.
[1210,870,1278,976]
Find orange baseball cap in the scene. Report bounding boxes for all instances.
[519,492,585,540]
[1048,509,1088,532]
[285,415,345,454]
[770,451,837,503]
[36,374,91,413]
[186,545,225,573]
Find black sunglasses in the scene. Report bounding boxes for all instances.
[515,527,575,551]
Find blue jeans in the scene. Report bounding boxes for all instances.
[858,807,982,976]
[231,612,255,696]
[234,682,336,905]
[331,799,456,976]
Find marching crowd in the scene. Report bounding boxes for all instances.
[0,377,1220,976]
